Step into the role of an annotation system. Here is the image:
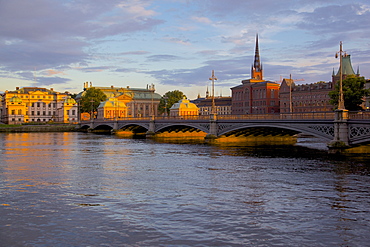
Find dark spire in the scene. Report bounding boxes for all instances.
[254,34,262,72]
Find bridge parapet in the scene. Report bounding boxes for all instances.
[80,111,370,148]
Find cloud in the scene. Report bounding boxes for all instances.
[44,69,66,76]
[146,54,183,62]
[296,4,370,35]
[191,16,212,24]
[34,76,72,87]
[0,0,164,73]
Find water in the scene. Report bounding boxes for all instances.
[0,132,369,246]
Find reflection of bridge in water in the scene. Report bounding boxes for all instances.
[80,111,370,149]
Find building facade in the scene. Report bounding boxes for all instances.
[280,79,333,113]
[196,97,232,116]
[1,87,78,124]
[231,35,280,115]
[280,51,362,113]
[77,82,161,118]
[170,97,199,117]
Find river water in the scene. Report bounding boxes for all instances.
[0,132,369,246]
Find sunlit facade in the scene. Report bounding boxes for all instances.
[170,97,199,117]
[1,87,78,124]
[76,82,161,119]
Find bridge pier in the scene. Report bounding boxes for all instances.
[146,116,156,138]
[328,109,350,150]
[205,113,218,140]
[110,120,119,134]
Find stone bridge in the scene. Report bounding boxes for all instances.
[80,111,370,148]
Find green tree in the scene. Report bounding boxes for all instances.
[158,90,186,116]
[329,75,370,111]
[80,87,107,113]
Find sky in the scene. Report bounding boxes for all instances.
[1,0,370,99]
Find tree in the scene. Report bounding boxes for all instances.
[158,90,186,116]
[80,87,107,113]
[329,75,370,111]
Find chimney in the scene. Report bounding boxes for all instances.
[16,87,19,90]
[50,88,54,91]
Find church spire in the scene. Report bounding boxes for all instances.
[251,34,263,81]
[254,34,261,72]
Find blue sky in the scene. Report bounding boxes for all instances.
[1,0,369,99]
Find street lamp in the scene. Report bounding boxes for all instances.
[163,96,168,117]
[335,41,346,110]
[209,70,217,114]
[90,100,94,120]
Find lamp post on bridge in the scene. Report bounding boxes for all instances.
[328,41,350,150]
[90,100,94,120]
[206,70,218,139]
[209,70,217,115]
[335,41,346,110]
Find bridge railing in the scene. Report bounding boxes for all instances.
[217,112,335,120]
[80,111,369,124]
[348,111,370,120]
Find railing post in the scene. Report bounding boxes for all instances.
[328,109,350,150]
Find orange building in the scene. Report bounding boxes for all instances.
[231,35,280,114]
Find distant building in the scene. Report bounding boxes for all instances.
[280,79,333,113]
[192,89,232,115]
[1,87,77,124]
[196,97,232,115]
[231,34,280,114]
[280,51,362,113]
[170,97,199,117]
[76,82,161,118]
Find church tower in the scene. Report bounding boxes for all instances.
[251,34,263,81]
[332,54,358,85]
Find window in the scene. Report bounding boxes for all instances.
[11,110,15,115]
[37,111,40,115]
[37,102,40,107]
[31,111,34,116]
[18,109,22,115]
[72,110,76,115]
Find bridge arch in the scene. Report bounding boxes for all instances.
[155,123,209,134]
[117,123,149,135]
[218,123,333,142]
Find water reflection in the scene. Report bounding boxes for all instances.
[0,132,369,246]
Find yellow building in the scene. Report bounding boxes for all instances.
[97,97,127,120]
[76,82,161,118]
[170,97,199,117]
[1,87,78,124]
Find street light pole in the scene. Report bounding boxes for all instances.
[209,70,217,114]
[90,100,94,120]
[335,41,346,110]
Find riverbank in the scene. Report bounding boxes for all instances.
[0,124,80,132]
